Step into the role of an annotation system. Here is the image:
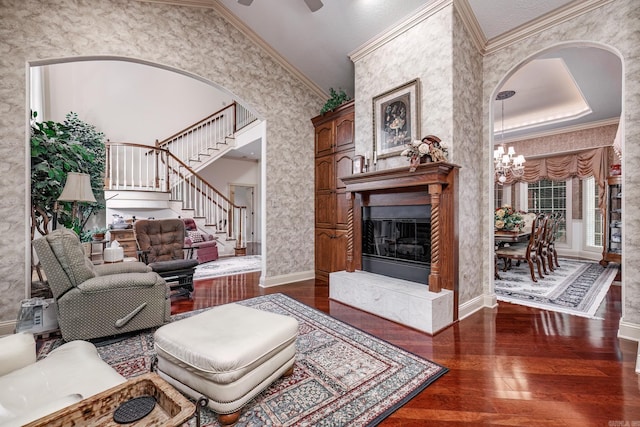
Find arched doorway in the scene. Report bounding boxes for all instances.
[490,42,623,293]
[28,57,266,290]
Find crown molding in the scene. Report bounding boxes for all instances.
[484,0,616,55]
[135,0,327,99]
[349,0,452,63]
[500,117,619,144]
[452,0,486,54]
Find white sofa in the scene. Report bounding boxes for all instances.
[0,333,125,426]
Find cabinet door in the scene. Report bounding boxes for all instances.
[315,192,336,228]
[315,122,334,157]
[335,151,354,190]
[315,156,335,192]
[335,189,349,229]
[335,112,354,152]
[332,229,348,272]
[315,228,335,276]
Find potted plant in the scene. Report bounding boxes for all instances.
[31,111,106,239]
[320,88,350,114]
[80,227,108,242]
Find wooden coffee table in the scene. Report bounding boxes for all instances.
[25,373,195,427]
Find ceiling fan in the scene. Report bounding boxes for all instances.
[237,0,324,13]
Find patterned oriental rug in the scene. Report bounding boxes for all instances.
[495,258,618,318]
[38,293,448,426]
[194,255,262,280]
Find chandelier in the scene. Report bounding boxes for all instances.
[494,90,525,184]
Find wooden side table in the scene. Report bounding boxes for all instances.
[109,228,138,259]
[90,239,108,263]
[26,373,195,427]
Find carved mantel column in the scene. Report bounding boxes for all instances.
[346,192,355,272]
[428,183,443,293]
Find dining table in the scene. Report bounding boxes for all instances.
[494,230,531,244]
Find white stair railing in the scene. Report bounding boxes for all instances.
[105,142,247,248]
[156,102,257,169]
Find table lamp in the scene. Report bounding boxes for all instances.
[57,172,96,226]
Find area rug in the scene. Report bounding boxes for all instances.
[495,258,618,318]
[38,293,447,426]
[194,255,261,279]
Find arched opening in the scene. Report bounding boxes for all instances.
[490,42,623,297]
[28,56,266,292]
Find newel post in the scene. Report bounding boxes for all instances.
[428,183,443,293]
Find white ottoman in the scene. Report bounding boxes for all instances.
[154,303,298,425]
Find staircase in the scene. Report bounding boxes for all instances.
[104,102,257,253]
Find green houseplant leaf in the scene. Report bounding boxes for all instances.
[320,88,350,114]
[31,111,106,239]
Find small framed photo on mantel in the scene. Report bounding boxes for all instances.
[372,78,420,159]
[352,155,365,174]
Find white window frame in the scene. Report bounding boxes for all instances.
[582,176,603,254]
[525,179,572,249]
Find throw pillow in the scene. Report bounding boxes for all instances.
[187,230,204,243]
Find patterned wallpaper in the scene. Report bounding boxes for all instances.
[482,0,640,325]
[508,125,618,158]
[0,0,322,324]
[353,5,485,305]
[451,8,484,305]
[1,0,638,332]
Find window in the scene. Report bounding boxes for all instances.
[494,185,503,209]
[583,176,603,248]
[528,179,567,243]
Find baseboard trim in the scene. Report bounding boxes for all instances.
[618,317,640,342]
[458,293,497,320]
[260,270,315,288]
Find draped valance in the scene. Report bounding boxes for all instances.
[500,147,608,212]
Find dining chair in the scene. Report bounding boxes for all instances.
[545,212,561,269]
[495,215,546,282]
[538,213,556,275]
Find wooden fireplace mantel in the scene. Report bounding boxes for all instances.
[342,162,459,312]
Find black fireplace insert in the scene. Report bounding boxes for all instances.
[362,205,431,284]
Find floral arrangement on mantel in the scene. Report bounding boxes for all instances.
[495,205,525,231]
[401,135,449,162]
[401,135,448,171]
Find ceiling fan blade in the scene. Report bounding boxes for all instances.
[238,0,253,5]
[304,0,323,12]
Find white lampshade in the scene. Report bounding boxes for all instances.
[58,172,96,203]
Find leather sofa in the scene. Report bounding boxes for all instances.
[0,332,125,426]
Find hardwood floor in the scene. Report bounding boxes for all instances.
[173,274,640,426]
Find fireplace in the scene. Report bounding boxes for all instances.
[331,162,460,332]
[340,162,459,312]
[362,205,431,283]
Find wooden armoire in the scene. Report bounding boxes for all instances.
[311,100,355,281]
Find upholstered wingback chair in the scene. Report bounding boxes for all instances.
[32,228,170,342]
[182,218,219,264]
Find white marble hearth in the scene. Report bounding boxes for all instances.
[330,270,453,335]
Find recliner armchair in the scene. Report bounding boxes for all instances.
[134,219,199,296]
[32,228,170,342]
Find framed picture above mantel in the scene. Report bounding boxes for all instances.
[372,78,420,159]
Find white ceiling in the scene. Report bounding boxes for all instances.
[202,0,621,157]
